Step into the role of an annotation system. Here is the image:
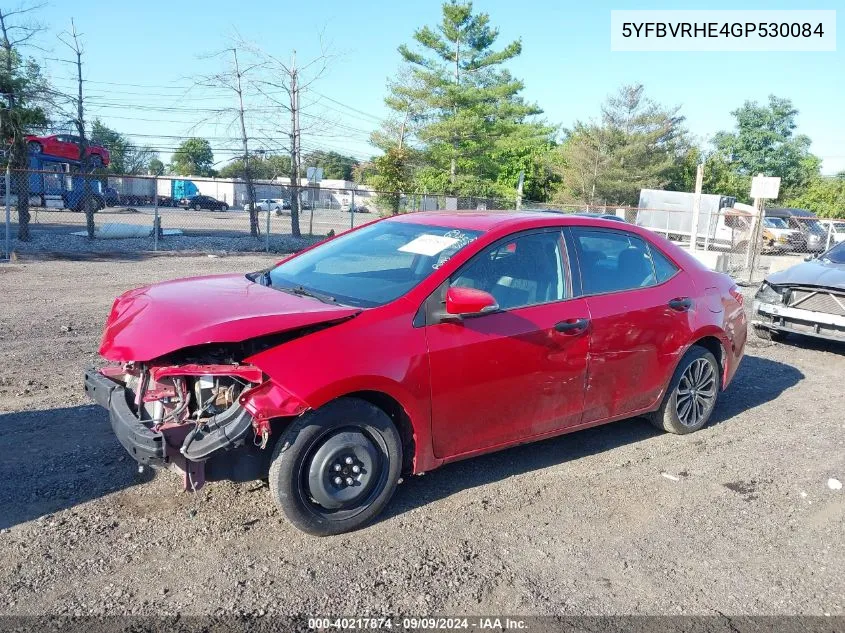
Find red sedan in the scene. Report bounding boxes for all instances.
[85,212,747,535]
[26,134,110,168]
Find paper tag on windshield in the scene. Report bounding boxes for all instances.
[399,234,458,257]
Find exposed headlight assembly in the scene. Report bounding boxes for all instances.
[755,282,785,304]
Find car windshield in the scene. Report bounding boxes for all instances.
[804,220,826,236]
[267,221,482,307]
[821,241,845,264]
[764,217,788,229]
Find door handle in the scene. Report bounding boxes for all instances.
[554,318,590,334]
[668,297,693,311]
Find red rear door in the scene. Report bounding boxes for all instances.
[425,229,591,459]
[569,227,696,422]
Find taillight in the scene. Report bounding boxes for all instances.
[729,285,744,307]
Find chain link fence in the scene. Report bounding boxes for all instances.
[2,169,842,286]
[1,170,510,257]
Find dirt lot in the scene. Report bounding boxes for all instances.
[0,254,843,618]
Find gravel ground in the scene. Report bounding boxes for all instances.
[0,255,843,618]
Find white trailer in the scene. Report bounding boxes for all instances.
[636,189,747,249]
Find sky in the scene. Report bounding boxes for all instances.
[30,0,845,174]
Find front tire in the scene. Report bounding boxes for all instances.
[753,325,786,342]
[221,203,229,211]
[27,141,42,154]
[268,397,402,536]
[650,347,720,435]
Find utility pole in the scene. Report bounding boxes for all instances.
[232,48,258,236]
[287,50,301,237]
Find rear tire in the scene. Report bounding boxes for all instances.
[650,347,720,435]
[89,155,103,169]
[268,397,402,536]
[193,203,202,211]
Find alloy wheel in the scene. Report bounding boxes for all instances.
[675,358,717,427]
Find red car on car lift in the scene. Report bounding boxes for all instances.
[25,134,110,168]
[85,211,747,535]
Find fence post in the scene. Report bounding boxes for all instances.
[265,205,271,252]
[153,176,159,252]
[4,164,10,261]
[826,221,834,251]
[308,186,315,236]
[350,189,355,230]
[690,164,704,251]
[744,196,763,280]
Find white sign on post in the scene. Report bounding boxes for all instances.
[750,176,781,200]
[306,167,323,183]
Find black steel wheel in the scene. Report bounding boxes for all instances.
[650,346,720,434]
[268,397,402,536]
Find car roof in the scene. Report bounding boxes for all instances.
[386,210,629,232]
[766,207,817,218]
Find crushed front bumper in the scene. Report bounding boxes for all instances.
[84,368,166,467]
[753,300,845,342]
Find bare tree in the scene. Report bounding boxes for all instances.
[242,37,334,238]
[57,18,96,237]
[0,2,48,242]
[194,45,265,237]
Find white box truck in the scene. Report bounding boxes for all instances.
[636,189,748,249]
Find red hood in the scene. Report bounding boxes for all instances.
[99,274,360,362]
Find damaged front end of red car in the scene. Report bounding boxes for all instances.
[85,359,308,490]
[84,273,361,490]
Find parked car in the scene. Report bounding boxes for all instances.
[25,134,110,168]
[572,212,627,223]
[819,219,845,245]
[85,212,747,535]
[752,240,845,343]
[246,198,288,212]
[179,194,229,211]
[103,186,121,207]
[761,216,805,253]
[765,208,828,253]
[341,203,371,214]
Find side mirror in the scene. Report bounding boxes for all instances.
[444,286,499,317]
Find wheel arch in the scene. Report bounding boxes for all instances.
[687,333,729,389]
[341,390,416,475]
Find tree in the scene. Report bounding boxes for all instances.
[148,157,165,176]
[368,146,412,214]
[713,96,820,202]
[0,4,49,242]
[301,150,358,181]
[172,138,215,176]
[90,119,159,175]
[218,154,291,180]
[785,173,845,218]
[385,1,554,197]
[554,84,690,206]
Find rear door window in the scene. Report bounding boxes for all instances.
[572,229,658,295]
